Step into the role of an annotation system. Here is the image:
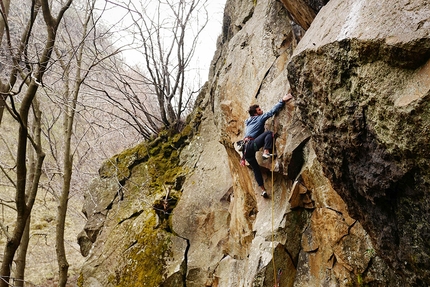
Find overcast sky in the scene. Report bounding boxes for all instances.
[193,0,226,81]
[95,0,226,84]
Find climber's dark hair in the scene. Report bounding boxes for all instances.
[248,104,259,116]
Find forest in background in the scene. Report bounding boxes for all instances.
[0,0,222,285]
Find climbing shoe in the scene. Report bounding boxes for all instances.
[261,191,268,198]
[262,152,276,159]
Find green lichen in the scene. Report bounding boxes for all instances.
[357,273,371,287]
[77,273,84,287]
[99,143,149,181]
[114,215,172,287]
[365,248,375,258]
[346,273,370,287]
[357,274,363,285]
[99,109,203,188]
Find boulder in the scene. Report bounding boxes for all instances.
[288,0,430,284]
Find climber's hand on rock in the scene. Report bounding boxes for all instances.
[283,93,293,103]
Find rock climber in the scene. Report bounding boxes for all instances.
[242,92,293,197]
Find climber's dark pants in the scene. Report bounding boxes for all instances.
[244,131,274,187]
[246,156,264,187]
[255,130,274,151]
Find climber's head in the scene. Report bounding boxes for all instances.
[248,104,263,116]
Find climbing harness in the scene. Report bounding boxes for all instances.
[236,140,245,152]
[239,137,253,166]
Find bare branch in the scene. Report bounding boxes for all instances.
[0,221,11,241]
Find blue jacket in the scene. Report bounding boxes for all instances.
[244,100,284,138]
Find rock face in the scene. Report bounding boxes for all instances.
[77,0,428,286]
[288,0,430,285]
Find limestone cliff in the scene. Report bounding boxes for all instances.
[77,0,429,286]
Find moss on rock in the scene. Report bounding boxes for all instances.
[98,143,149,181]
[79,108,204,286]
[113,215,171,287]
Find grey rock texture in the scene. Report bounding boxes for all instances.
[288,0,430,285]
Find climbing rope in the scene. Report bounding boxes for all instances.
[270,116,277,286]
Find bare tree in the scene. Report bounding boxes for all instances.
[50,1,101,285]
[100,0,209,130]
[14,99,43,287]
[0,0,215,285]
[43,1,145,284]
[89,59,162,139]
[0,1,73,286]
[0,0,153,285]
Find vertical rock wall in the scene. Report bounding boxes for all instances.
[205,0,401,285]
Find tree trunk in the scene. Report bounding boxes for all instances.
[15,135,37,287]
[0,0,11,43]
[55,1,91,282]
[15,217,30,287]
[0,0,11,126]
[0,82,34,286]
[56,99,73,287]
[56,191,69,287]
